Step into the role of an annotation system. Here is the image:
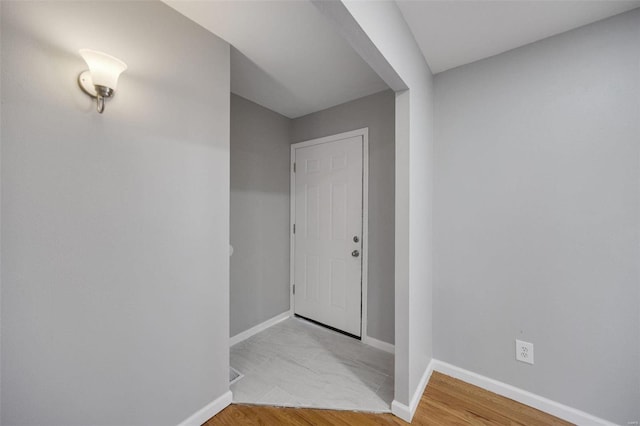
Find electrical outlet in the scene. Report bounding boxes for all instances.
[515,339,534,364]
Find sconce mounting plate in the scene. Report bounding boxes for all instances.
[78,70,98,98]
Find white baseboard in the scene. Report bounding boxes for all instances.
[391,359,434,422]
[177,390,232,426]
[229,311,290,347]
[363,335,394,354]
[391,399,411,422]
[431,360,618,426]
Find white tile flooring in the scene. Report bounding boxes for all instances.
[230,316,394,412]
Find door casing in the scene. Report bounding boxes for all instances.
[289,128,369,339]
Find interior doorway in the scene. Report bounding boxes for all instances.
[228,91,395,411]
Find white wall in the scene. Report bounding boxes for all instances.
[312,1,435,417]
[291,89,396,344]
[230,94,291,337]
[340,2,434,414]
[0,2,230,424]
[434,9,640,425]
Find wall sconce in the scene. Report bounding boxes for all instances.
[78,49,127,114]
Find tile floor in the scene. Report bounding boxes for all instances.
[230,316,394,412]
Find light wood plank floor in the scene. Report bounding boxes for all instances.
[204,371,573,425]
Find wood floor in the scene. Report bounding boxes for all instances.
[204,371,572,425]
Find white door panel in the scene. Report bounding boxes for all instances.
[293,136,363,336]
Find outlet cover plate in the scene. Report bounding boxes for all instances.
[515,339,534,364]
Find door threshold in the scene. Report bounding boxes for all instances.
[294,314,361,341]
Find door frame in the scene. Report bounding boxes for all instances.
[289,128,369,339]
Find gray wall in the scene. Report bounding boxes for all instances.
[291,89,395,344]
[434,9,640,424]
[230,94,291,337]
[1,2,230,425]
[323,1,436,408]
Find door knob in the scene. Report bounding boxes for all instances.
[352,250,360,257]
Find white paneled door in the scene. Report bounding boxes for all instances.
[292,133,364,337]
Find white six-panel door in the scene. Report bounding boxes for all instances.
[292,134,364,337]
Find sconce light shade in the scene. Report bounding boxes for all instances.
[78,49,127,113]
